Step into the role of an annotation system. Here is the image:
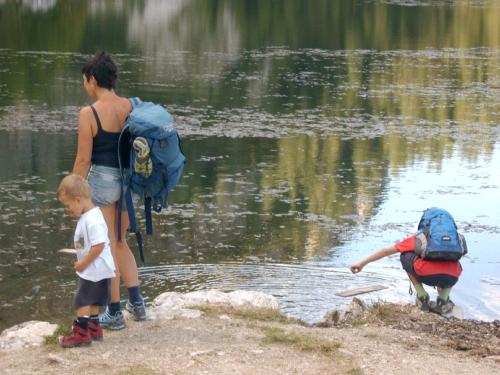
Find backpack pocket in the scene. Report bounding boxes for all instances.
[414,232,428,258]
[458,233,468,256]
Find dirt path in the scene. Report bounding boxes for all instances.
[0,304,498,375]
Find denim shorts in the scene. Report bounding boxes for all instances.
[88,165,123,208]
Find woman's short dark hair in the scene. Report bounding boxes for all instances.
[82,51,117,89]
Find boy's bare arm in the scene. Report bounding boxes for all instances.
[74,243,105,272]
[350,245,398,274]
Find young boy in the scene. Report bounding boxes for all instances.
[57,174,116,347]
[350,215,463,315]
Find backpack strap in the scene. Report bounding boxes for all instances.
[117,187,145,263]
[90,105,103,131]
[116,125,128,243]
[176,132,184,156]
[154,191,168,213]
[129,97,142,108]
[145,197,153,236]
[116,123,145,263]
[125,188,145,263]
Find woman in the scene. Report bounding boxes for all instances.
[72,51,146,329]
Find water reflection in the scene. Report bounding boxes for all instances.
[3,0,500,52]
[0,133,396,328]
[0,131,498,329]
[1,48,498,154]
[0,0,499,329]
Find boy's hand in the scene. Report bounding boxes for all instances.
[74,260,88,272]
[350,262,363,274]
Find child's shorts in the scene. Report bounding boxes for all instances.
[74,277,112,309]
[400,252,458,288]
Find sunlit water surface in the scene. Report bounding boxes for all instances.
[0,0,499,330]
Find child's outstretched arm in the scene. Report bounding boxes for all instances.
[350,245,398,274]
[74,243,105,272]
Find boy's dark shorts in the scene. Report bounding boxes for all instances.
[74,277,112,309]
[400,252,458,288]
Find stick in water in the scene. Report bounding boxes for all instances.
[58,248,77,254]
[335,285,387,297]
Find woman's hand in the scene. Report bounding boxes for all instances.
[350,262,364,274]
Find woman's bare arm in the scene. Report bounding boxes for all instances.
[72,107,94,177]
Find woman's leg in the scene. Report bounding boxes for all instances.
[116,208,146,320]
[115,208,139,288]
[100,203,120,302]
[98,203,127,329]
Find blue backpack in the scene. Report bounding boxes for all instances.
[415,207,467,261]
[117,97,185,262]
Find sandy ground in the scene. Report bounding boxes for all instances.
[0,303,499,375]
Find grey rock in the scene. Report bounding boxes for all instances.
[0,321,58,350]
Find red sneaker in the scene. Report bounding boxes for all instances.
[88,321,103,341]
[59,324,92,348]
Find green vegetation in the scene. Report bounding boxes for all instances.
[261,326,341,353]
[350,317,368,327]
[44,324,69,347]
[115,366,157,375]
[347,368,364,375]
[369,302,397,322]
[195,305,308,326]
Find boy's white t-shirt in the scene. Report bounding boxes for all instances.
[74,207,116,282]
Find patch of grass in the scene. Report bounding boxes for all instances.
[261,326,341,353]
[195,304,308,326]
[350,317,368,327]
[115,366,157,375]
[369,302,396,322]
[347,367,364,375]
[44,324,70,347]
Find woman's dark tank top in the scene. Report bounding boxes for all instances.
[90,105,121,169]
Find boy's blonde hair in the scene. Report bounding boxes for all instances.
[57,174,91,200]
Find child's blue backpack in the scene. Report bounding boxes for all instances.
[117,97,185,262]
[415,207,467,261]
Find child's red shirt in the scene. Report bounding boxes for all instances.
[395,235,462,277]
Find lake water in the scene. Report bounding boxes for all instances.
[0,0,499,330]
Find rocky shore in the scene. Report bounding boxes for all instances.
[1,290,499,375]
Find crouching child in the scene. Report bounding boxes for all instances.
[57,174,116,347]
[350,208,467,315]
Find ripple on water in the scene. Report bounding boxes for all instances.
[137,262,399,323]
